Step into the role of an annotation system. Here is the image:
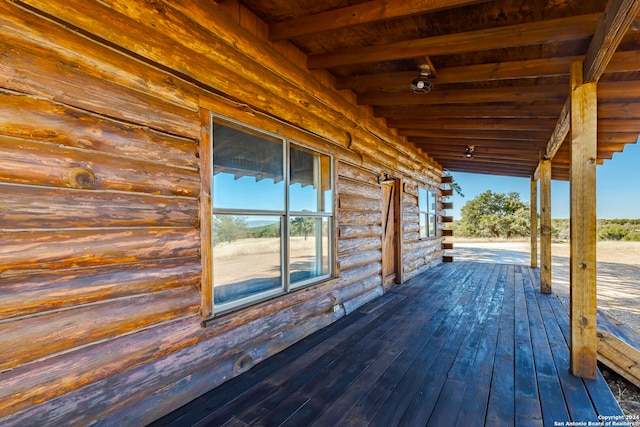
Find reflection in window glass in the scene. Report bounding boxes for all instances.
[210,116,334,313]
[419,187,437,238]
[290,217,330,286]
[289,146,332,213]
[213,122,284,211]
[213,215,282,305]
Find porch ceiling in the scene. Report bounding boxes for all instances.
[239,0,640,180]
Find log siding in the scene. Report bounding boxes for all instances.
[0,0,443,424]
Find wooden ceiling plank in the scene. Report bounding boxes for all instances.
[583,0,640,82]
[308,14,600,69]
[268,0,491,41]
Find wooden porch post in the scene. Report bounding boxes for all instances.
[540,160,552,294]
[569,61,598,379]
[530,178,538,268]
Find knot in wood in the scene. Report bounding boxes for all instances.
[233,353,253,375]
[579,262,587,270]
[581,316,589,326]
[65,167,97,189]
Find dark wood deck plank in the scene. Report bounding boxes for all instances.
[453,265,505,427]
[309,263,478,426]
[524,267,571,426]
[486,264,517,425]
[355,263,486,426]
[153,262,624,427]
[534,279,603,422]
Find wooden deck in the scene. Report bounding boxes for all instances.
[153,262,624,426]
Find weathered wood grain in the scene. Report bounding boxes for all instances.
[0,135,199,196]
[0,92,198,169]
[0,286,200,371]
[0,228,200,276]
[0,3,199,111]
[0,258,201,320]
[0,21,198,137]
[0,184,198,229]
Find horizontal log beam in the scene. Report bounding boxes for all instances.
[0,184,198,229]
[0,135,200,197]
[1,228,200,276]
[269,0,490,41]
[308,14,599,69]
[0,258,201,321]
[0,286,200,371]
[0,91,198,169]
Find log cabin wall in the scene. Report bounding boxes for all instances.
[0,0,443,424]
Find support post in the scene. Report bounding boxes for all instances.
[530,178,538,268]
[569,61,598,379]
[540,160,552,294]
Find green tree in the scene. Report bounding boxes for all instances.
[291,217,315,240]
[213,215,248,244]
[458,190,530,238]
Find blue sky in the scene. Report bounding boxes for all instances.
[446,138,640,220]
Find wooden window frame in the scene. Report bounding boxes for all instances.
[199,111,335,320]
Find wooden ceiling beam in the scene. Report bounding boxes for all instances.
[438,161,536,177]
[337,50,640,91]
[268,0,491,41]
[308,14,600,69]
[388,118,558,131]
[542,0,640,165]
[360,84,568,106]
[375,103,565,119]
[411,137,547,149]
[416,144,543,155]
[399,128,551,141]
[583,0,640,82]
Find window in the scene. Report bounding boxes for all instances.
[419,187,437,238]
[211,116,333,312]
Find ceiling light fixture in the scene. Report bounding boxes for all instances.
[465,145,475,159]
[409,64,433,94]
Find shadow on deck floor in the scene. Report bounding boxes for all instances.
[151,262,625,426]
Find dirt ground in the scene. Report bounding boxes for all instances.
[451,239,640,416]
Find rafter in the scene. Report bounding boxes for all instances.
[542,0,640,165]
[583,0,640,82]
[359,84,568,106]
[400,128,551,141]
[336,50,640,91]
[268,0,491,41]
[388,118,558,132]
[375,103,565,119]
[308,14,600,69]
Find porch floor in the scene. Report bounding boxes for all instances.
[153,262,624,426]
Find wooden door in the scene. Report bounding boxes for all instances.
[381,180,401,287]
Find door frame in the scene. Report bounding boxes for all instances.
[381,177,403,287]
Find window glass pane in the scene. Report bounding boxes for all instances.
[428,191,437,213]
[419,214,427,239]
[213,215,282,305]
[428,213,437,237]
[290,216,330,285]
[213,122,284,211]
[418,188,427,212]
[290,146,332,213]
